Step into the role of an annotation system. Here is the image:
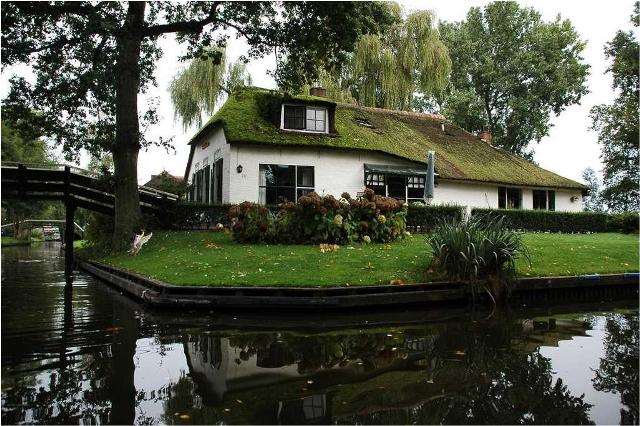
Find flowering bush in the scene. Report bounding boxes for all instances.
[229,189,407,244]
[228,202,275,243]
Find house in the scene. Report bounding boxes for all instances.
[143,171,185,196]
[184,86,586,212]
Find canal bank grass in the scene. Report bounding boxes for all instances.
[89,231,639,287]
[1,237,30,247]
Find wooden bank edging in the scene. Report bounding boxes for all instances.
[77,259,639,310]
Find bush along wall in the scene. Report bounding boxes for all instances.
[470,208,612,233]
[607,212,639,234]
[159,202,234,230]
[407,204,465,232]
[229,189,407,244]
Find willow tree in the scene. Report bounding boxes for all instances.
[349,9,451,110]
[170,48,252,130]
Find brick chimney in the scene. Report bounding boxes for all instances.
[479,129,492,144]
[309,86,327,98]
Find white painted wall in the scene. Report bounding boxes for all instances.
[227,144,416,204]
[433,180,498,209]
[187,133,583,212]
[187,127,231,202]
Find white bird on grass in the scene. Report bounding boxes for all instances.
[129,230,153,256]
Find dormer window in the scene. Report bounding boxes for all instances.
[281,104,328,133]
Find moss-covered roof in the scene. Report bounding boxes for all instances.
[190,87,585,189]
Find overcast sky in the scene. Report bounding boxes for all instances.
[1,0,636,185]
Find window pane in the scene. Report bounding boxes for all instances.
[507,188,522,209]
[297,166,314,187]
[277,165,295,186]
[277,187,295,203]
[265,186,278,204]
[548,191,556,211]
[283,106,306,130]
[498,187,506,209]
[408,187,424,199]
[533,189,547,210]
[297,188,314,199]
[260,164,277,187]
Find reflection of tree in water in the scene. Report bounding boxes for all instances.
[592,312,639,425]
[1,351,112,424]
[161,318,595,424]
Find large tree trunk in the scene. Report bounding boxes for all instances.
[112,2,146,250]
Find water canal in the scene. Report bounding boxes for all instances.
[1,242,638,424]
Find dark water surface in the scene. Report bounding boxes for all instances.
[1,243,638,425]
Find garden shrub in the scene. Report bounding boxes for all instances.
[471,208,610,233]
[607,212,639,234]
[160,202,234,230]
[228,189,407,245]
[428,214,529,302]
[407,203,464,232]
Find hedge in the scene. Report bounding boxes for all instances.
[406,204,465,232]
[471,208,614,233]
[156,202,637,234]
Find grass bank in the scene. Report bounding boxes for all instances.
[1,237,30,247]
[87,231,639,287]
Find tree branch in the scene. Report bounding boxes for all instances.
[143,3,220,37]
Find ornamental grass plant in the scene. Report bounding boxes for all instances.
[427,214,530,303]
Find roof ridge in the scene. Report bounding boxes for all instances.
[338,103,446,122]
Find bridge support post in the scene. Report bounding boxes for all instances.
[65,202,76,286]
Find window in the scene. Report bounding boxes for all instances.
[407,176,426,202]
[283,105,306,130]
[259,164,314,204]
[364,172,426,201]
[306,107,326,132]
[365,172,386,195]
[498,186,522,209]
[533,189,547,210]
[282,105,327,133]
[533,189,555,211]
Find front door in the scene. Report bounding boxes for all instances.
[387,175,405,201]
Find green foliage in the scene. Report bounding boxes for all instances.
[472,208,611,233]
[590,3,639,212]
[228,190,407,245]
[439,1,589,157]
[427,215,528,297]
[608,212,639,234]
[406,203,464,231]
[325,7,451,110]
[169,48,253,130]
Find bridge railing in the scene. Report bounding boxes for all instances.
[1,162,180,202]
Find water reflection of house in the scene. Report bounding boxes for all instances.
[182,318,592,424]
[184,336,302,404]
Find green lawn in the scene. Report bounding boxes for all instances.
[89,231,639,287]
[1,236,30,247]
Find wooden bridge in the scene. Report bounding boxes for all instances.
[1,163,179,284]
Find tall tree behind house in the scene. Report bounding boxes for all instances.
[438,2,589,158]
[590,2,640,212]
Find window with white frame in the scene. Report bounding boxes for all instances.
[259,164,314,204]
[282,105,327,133]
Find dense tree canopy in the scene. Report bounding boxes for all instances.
[590,2,639,212]
[438,2,589,157]
[1,1,395,249]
